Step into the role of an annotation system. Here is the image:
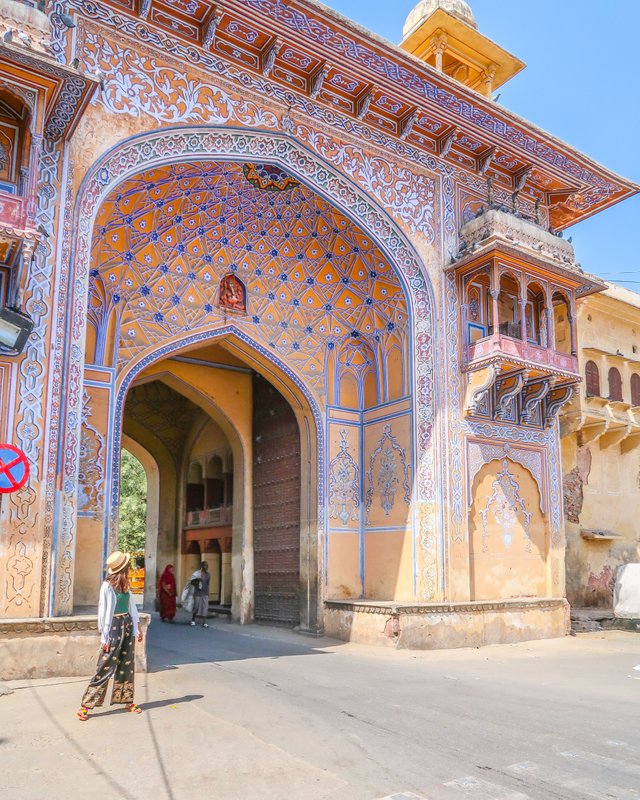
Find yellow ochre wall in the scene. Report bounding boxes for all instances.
[561,285,640,607]
[469,459,548,601]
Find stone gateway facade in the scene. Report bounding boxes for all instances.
[0,0,636,667]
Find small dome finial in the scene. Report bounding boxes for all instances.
[403,0,475,40]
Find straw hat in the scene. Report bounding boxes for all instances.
[106,550,130,575]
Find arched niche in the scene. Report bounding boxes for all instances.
[469,458,548,601]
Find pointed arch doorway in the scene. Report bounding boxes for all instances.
[114,333,317,630]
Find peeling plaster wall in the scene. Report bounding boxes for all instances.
[562,292,640,608]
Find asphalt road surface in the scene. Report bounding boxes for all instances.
[3,615,640,799]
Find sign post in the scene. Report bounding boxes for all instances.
[0,444,30,494]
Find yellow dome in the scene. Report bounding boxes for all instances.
[403,0,475,39]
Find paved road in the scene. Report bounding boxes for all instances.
[3,615,640,799]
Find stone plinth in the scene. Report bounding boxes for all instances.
[324,598,569,649]
[0,613,151,680]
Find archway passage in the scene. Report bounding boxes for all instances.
[117,448,148,600]
[117,339,305,627]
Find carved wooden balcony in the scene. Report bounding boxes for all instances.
[449,207,605,427]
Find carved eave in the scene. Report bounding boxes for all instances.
[65,0,638,229]
[461,350,579,384]
[0,42,99,140]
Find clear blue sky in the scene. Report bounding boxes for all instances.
[326,0,640,288]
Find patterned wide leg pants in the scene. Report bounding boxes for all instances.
[81,614,136,708]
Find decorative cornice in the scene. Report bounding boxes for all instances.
[232,0,634,194]
[324,598,567,615]
[67,0,638,227]
[0,613,150,635]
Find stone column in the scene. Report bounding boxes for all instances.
[568,307,577,357]
[484,64,497,98]
[519,279,528,343]
[432,32,447,72]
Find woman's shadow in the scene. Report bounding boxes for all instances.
[94,694,203,717]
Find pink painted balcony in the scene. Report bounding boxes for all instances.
[465,331,578,378]
[0,190,27,231]
[186,505,233,529]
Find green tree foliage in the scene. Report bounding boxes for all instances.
[118,449,147,552]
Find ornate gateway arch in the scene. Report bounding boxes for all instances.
[53,126,438,633]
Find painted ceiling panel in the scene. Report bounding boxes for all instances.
[90,160,409,399]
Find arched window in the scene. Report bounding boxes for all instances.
[552,291,571,355]
[498,272,522,339]
[585,361,600,398]
[631,374,640,406]
[526,282,546,346]
[608,367,623,402]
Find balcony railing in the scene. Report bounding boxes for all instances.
[466,330,578,375]
[186,505,233,528]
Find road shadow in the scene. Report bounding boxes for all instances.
[147,612,337,673]
[93,694,204,718]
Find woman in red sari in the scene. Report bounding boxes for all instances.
[157,564,177,622]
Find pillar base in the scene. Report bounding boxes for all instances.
[323,598,570,649]
[0,613,151,680]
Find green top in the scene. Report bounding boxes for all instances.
[114,591,130,615]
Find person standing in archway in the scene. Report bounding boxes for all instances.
[157,564,177,623]
[190,561,210,628]
[77,551,143,721]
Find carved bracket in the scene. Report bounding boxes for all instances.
[520,378,551,424]
[438,126,459,158]
[545,383,576,427]
[495,369,528,420]
[478,146,496,176]
[356,87,374,120]
[202,6,223,51]
[514,166,532,193]
[309,63,330,100]
[261,36,283,77]
[399,108,418,140]
[465,364,499,416]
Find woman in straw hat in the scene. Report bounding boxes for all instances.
[77,551,143,721]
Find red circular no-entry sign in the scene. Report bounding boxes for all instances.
[0,444,30,494]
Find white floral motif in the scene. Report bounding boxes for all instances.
[479,459,532,553]
[378,445,399,515]
[365,424,411,524]
[296,125,436,240]
[328,430,360,525]
[82,33,280,129]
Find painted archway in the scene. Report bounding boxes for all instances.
[54,126,438,626]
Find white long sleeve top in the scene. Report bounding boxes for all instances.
[97,581,140,645]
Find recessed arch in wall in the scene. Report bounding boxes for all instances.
[55,126,438,616]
